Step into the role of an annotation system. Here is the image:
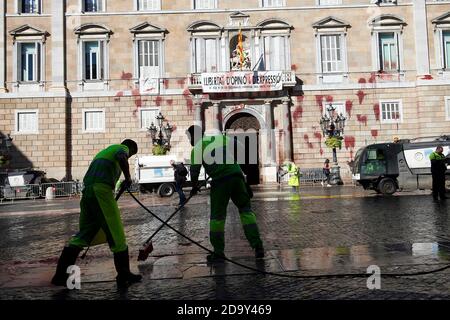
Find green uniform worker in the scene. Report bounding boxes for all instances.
[429,146,448,201]
[51,139,142,288]
[186,125,264,262]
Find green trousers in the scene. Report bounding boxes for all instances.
[210,176,263,254]
[69,183,127,253]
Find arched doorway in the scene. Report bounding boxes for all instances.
[225,113,260,185]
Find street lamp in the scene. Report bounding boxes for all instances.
[320,104,346,185]
[148,112,173,150]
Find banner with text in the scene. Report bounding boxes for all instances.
[201,71,284,93]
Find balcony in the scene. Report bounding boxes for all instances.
[188,70,297,93]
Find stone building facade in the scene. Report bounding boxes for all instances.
[1,0,450,184]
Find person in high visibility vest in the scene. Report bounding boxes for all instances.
[51,139,142,288]
[429,146,448,201]
[286,161,300,192]
[186,125,264,263]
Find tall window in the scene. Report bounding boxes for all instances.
[263,36,288,70]
[84,0,103,12]
[83,110,105,132]
[140,108,159,129]
[380,101,402,123]
[262,0,284,7]
[194,38,218,72]
[15,110,38,133]
[83,41,104,80]
[138,40,160,78]
[320,35,342,73]
[446,97,450,121]
[443,31,450,69]
[19,0,40,13]
[138,0,160,10]
[19,43,40,82]
[378,33,399,71]
[194,0,216,9]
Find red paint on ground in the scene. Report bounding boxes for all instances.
[356,90,366,105]
[344,136,356,150]
[356,114,368,126]
[373,103,380,121]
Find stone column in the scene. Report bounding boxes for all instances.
[211,102,222,135]
[193,99,203,129]
[413,0,430,76]
[0,0,6,92]
[264,100,276,165]
[282,97,292,162]
[50,0,67,93]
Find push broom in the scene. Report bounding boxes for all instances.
[137,177,210,262]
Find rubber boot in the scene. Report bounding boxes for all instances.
[51,246,82,286]
[114,248,142,288]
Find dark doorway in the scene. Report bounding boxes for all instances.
[225,113,260,185]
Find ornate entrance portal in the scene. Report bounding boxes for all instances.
[225,113,260,185]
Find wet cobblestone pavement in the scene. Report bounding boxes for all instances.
[0,186,449,300]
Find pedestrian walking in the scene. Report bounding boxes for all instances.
[186,125,264,263]
[51,139,142,288]
[170,160,188,207]
[430,146,448,201]
[321,159,332,187]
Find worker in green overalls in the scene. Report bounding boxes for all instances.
[186,125,264,263]
[51,140,142,288]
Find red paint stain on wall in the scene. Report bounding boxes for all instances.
[344,136,356,150]
[358,78,366,84]
[114,91,124,101]
[293,106,303,121]
[371,129,378,138]
[320,148,324,156]
[304,134,314,149]
[315,95,324,108]
[345,100,353,118]
[421,75,433,80]
[274,120,279,128]
[356,90,366,105]
[325,95,333,103]
[291,64,298,71]
[182,89,194,114]
[296,95,304,103]
[314,132,322,140]
[373,103,380,121]
[163,79,170,90]
[166,99,173,106]
[155,96,163,107]
[368,73,377,84]
[177,79,186,87]
[356,114,368,126]
[121,71,133,80]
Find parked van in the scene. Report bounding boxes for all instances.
[135,155,207,197]
[351,136,450,195]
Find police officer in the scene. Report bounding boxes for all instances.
[186,125,264,262]
[430,146,448,201]
[51,139,142,288]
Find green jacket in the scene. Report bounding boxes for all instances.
[429,151,447,175]
[83,144,129,188]
[190,135,242,182]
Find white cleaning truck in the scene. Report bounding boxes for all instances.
[351,135,450,195]
[134,155,207,197]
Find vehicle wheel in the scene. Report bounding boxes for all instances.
[158,183,175,197]
[378,178,397,195]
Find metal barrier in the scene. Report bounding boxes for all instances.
[278,168,357,187]
[40,182,79,198]
[0,184,41,202]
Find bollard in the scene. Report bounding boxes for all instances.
[45,187,56,200]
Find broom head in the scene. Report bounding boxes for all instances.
[137,241,154,261]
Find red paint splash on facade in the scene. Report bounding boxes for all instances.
[121,71,133,80]
[304,134,314,149]
[296,95,304,103]
[371,129,378,138]
[166,99,173,106]
[368,73,377,84]
[293,106,303,121]
[345,100,353,118]
[421,75,433,80]
[358,78,366,84]
[163,79,170,89]
[356,90,366,105]
[182,89,194,114]
[177,79,186,87]
[274,120,279,128]
[344,136,356,150]
[325,95,333,103]
[155,96,163,107]
[373,103,380,121]
[314,132,322,140]
[320,148,324,155]
[315,95,324,108]
[356,114,368,126]
[291,64,298,71]
[114,91,124,101]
